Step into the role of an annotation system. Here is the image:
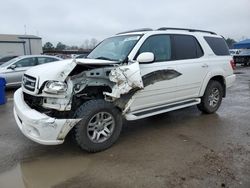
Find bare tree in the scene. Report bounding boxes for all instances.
[83,39,90,49]
[90,38,98,49]
[80,38,99,50]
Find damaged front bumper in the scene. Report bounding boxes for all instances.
[13,88,80,145]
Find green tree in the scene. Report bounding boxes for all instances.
[55,42,67,50]
[226,38,237,49]
[43,42,54,51]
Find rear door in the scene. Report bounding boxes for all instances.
[172,34,209,100]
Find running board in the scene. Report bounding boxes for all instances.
[125,98,201,121]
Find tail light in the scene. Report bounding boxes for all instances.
[230,59,236,70]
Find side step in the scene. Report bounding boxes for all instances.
[125,98,201,121]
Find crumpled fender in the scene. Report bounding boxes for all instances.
[104,62,143,99]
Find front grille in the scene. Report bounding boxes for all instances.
[23,74,37,92]
[23,92,71,118]
[23,92,43,108]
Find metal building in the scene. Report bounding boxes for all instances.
[0,34,42,57]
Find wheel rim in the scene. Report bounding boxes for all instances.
[208,88,220,108]
[87,112,115,143]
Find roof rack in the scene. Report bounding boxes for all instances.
[117,28,153,35]
[157,27,216,35]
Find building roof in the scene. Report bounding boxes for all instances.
[18,35,42,39]
[0,34,41,43]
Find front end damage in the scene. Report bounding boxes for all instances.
[14,58,181,145]
[14,88,81,145]
[13,59,144,144]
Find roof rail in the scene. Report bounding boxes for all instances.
[157,27,216,35]
[117,28,153,35]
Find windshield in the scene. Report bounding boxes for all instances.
[0,57,21,68]
[87,35,141,62]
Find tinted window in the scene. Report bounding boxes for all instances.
[37,57,58,65]
[204,37,230,56]
[15,57,37,67]
[173,35,203,60]
[138,35,171,62]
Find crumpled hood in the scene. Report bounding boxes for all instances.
[25,58,118,88]
[76,58,119,65]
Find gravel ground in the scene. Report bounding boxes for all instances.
[0,66,249,188]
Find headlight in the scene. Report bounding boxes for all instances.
[44,81,67,94]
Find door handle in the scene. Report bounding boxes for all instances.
[202,64,209,68]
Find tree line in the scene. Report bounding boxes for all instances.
[43,38,99,51]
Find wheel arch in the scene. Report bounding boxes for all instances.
[199,74,226,98]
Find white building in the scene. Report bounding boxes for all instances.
[0,34,42,57]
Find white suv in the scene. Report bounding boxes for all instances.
[13,28,236,152]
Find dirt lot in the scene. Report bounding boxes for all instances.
[0,67,249,188]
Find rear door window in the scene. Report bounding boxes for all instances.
[172,35,203,60]
[15,57,37,67]
[37,57,58,65]
[204,37,230,56]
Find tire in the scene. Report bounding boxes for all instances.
[73,99,122,152]
[197,80,223,114]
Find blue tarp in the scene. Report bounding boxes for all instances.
[233,39,250,49]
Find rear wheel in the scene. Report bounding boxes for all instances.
[73,99,122,152]
[197,80,223,114]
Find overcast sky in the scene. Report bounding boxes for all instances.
[0,0,249,46]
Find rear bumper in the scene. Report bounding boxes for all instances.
[225,74,236,88]
[13,88,80,145]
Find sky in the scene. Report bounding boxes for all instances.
[0,0,249,46]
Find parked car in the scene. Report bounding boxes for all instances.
[233,49,250,66]
[75,53,89,59]
[0,55,19,65]
[13,28,235,152]
[0,55,62,87]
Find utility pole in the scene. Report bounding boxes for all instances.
[24,25,27,35]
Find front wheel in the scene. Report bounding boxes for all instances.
[73,99,122,152]
[197,80,223,114]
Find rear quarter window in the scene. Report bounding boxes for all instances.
[204,37,230,56]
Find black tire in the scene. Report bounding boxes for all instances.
[197,80,223,114]
[73,99,122,152]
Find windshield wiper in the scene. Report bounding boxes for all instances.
[96,56,117,61]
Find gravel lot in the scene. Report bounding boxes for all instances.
[0,67,249,188]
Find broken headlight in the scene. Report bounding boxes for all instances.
[44,81,67,94]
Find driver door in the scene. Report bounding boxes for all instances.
[129,34,179,111]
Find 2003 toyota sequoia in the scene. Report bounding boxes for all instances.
[14,28,236,152]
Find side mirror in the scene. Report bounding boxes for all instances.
[8,64,16,70]
[136,52,154,63]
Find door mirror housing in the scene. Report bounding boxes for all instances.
[8,64,16,70]
[136,52,154,63]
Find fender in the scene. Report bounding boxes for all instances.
[199,68,226,97]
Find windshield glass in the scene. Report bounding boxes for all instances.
[87,35,141,62]
[0,57,21,68]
